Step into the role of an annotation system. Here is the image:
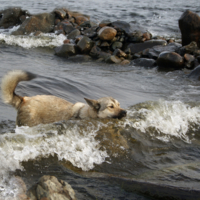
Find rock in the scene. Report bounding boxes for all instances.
[101,41,110,47]
[99,19,111,28]
[27,175,76,200]
[133,58,156,68]
[80,21,98,28]
[157,52,184,70]
[12,12,55,35]
[67,29,81,40]
[67,55,92,62]
[98,26,117,41]
[89,45,102,58]
[113,49,127,58]
[184,53,195,69]
[55,44,77,57]
[75,16,89,25]
[82,26,97,38]
[111,41,123,50]
[188,65,200,80]
[120,59,130,65]
[68,11,90,20]
[111,21,132,35]
[54,8,67,19]
[63,24,76,34]
[142,42,182,59]
[106,55,122,64]
[127,39,167,54]
[179,10,200,47]
[0,7,27,28]
[77,36,94,53]
[63,39,70,44]
[143,31,152,41]
[127,30,143,42]
[178,41,199,56]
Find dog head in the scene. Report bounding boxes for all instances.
[84,97,127,119]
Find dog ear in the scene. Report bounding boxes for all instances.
[84,98,100,110]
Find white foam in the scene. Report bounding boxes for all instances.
[0,32,66,49]
[0,122,108,199]
[122,100,200,143]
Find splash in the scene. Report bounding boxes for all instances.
[0,121,108,199]
[122,100,200,143]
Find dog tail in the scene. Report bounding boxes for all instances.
[1,70,36,109]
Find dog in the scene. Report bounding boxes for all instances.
[1,70,127,127]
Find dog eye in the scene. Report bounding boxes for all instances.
[109,105,114,108]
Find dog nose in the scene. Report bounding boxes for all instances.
[121,110,127,117]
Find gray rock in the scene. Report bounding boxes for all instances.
[127,39,167,54]
[99,19,111,28]
[188,65,200,80]
[113,49,127,58]
[27,175,76,200]
[82,26,97,38]
[54,8,67,19]
[133,58,156,68]
[157,51,184,70]
[63,24,76,34]
[80,20,98,28]
[77,36,94,53]
[111,41,123,50]
[12,12,55,35]
[177,41,199,56]
[127,30,143,42]
[0,7,27,28]
[106,55,122,64]
[67,29,81,40]
[143,42,182,59]
[111,21,132,35]
[55,44,77,57]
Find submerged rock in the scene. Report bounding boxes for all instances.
[0,7,27,28]
[157,52,184,70]
[55,44,77,57]
[12,12,55,35]
[27,175,76,200]
[98,26,117,41]
[188,65,200,80]
[133,58,156,68]
[179,10,200,47]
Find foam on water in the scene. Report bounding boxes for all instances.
[0,28,66,49]
[0,122,108,199]
[122,100,200,143]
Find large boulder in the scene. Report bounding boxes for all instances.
[179,10,200,47]
[27,175,76,200]
[0,7,27,28]
[98,26,117,41]
[12,12,55,35]
[157,52,184,70]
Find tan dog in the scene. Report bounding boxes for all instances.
[1,70,127,127]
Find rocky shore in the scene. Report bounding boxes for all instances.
[0,7,200,76]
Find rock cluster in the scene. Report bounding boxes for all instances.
[0,7,200,73]
[14,175,76,200]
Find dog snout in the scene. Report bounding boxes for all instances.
[121,110,127,117]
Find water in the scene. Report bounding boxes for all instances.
[0,0,200,199]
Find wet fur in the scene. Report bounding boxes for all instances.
[1,70,127,127]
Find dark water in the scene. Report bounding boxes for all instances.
[0,0,200,200]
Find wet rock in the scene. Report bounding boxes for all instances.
[111,21,132,35]
[82,26,97,38]
[188,65,200,80]
[111,41,123,50]
[142,42,182,59]
[99,19,111,28]
[127,39,167,54]
[120,59,130,65]
[63,24,76,34]
[127,30,143,42]
[179,10,200,47]
[27,175,76,200]
[67,29,81,40]
[75,16,89,25]
[54,8,67,19]
[178,41,199,56]
[106,55,122,64]
[68,11,90,21]
[89,45,102,58]
[157,52,184,70]
[55,44,77,57]
[113,49,127,58]
[98,26,117,41]
[184,53,195,69]
[12,12,55,35]
[63,39,70,44]
[80,21,98,28]
[133,58,156,68]
[77,36,94,53]
[101,41,110,47]
[67,55,92,62]
[143,31,152,41]
[0,7,27,28]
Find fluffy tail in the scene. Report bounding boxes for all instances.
[1,70,36,109]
